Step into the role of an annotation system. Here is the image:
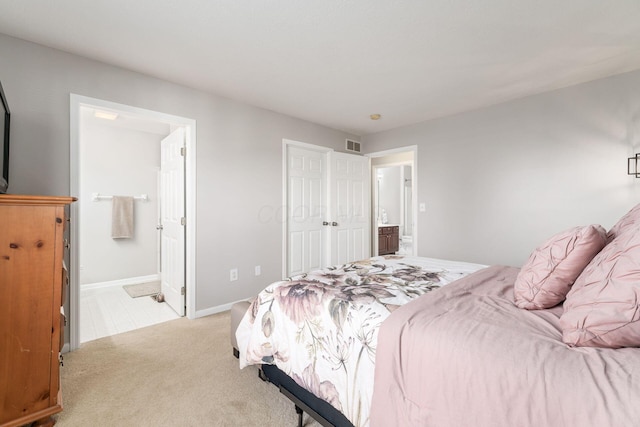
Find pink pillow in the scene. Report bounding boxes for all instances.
[560,230,640,348]
[514,225,607,310]
[606,203,640,243]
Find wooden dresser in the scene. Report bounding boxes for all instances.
[378,225,399,255]
[0,194,75,427]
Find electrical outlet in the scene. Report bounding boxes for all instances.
[255,265,261,276]
[230,268,238,281]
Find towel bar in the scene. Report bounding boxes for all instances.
[91,193,148,202]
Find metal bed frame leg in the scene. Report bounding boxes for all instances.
[258,365,344,427]
[258,367,268,382]
[295,405,303,427]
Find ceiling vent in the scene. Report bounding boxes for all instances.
[346,139,361,153]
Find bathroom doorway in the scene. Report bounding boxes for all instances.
[368,147,417,257]
[69,95,197,350]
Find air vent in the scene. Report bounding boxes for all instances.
[346,139,361,153]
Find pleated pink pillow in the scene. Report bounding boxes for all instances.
[606,203,640,243]
[561,225,640,348]
[514,225,607,310]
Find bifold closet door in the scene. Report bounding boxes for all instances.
[286,145,370,277]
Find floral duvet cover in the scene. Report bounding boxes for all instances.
[236,255,485,427]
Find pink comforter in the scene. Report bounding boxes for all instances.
[370,265,640,427]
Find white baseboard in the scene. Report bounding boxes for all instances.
[195,297,253,318]
[81,274,160,291]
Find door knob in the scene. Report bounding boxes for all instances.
[322,221,329,226]
[331,222,338,226]
[156,225,163,230]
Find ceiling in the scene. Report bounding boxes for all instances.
[1,1,640,136]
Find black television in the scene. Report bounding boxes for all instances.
[0,80,10,194]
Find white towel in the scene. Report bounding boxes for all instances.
[111,196,134,239]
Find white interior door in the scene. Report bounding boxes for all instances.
[329,152,371,265]
[160,128,186,316]
[287,146,327,276]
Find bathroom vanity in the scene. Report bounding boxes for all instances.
[378,225,399,255]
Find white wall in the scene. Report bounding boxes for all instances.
[4,30,639,305]
[364,70,640,267]
[79,111,163,285]
[0,33,359,312]
[377,166,401,225]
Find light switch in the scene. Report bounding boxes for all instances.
[419,203,426,212]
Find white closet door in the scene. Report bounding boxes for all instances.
[287,146,327,277]
[160,128,185,316]
[329,151,370,265]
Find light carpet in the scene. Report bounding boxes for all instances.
[54,311,322,427]
[122,281,160,298]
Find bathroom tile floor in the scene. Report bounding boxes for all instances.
[80,285,180,344]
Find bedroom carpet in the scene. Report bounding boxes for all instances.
[54,311,322,427]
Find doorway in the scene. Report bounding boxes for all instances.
[69,95,197,350]
[367,147,417,257]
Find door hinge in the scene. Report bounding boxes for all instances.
[181,287,185,296]
[181,217,186,226]
[180,146,186,156]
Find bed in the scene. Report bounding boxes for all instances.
[233,205,640,427]
[233,255,487,426]
[370,265,640,426]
